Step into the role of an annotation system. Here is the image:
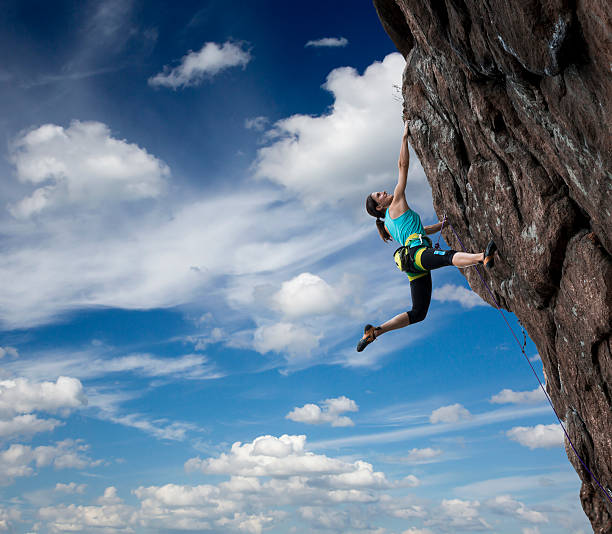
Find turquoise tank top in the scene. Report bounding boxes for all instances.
[385,208,427,248]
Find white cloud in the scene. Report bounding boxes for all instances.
[185,434,392,486]
[506,424,563,449]
[55,482,87,494]
[253,53,431,212]
[453,471,580,498]
[0,414,60,439]
[9,121,169,218]
[402,528,434,534]
[107,413,198,441]
[253,322,321,358]
[0,347,19,359]
[0,507,20,531]
[485,495,548,524]
[6,351,220,383]
[272,272,343,318]
[0,440,100,484]
[402,447,443,464]
[490,387,546,405]
[286,396,358,427]
[432,284,486,308]
[245,116,269,132]
[427,499,491,531]
[0,55,424,373]
[429,403,472,424]
[0,376,86,418]
[39,487,133,533]
[0,178,362,330]
[305,37,348,48]
[149,41,251,89]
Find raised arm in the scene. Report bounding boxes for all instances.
[389,123,410,215]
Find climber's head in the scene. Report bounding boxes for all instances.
[369,191,392,213]
[365,192,392,242]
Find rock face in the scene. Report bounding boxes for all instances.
[373,0,612,530]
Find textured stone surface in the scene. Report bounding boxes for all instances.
[373,0,612,530]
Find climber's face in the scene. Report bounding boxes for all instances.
[371,191,392,210]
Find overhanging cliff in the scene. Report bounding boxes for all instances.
[373,0,612,531]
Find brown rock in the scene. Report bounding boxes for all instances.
[373,0,612,529]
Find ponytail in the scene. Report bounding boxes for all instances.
[365,194,392,242]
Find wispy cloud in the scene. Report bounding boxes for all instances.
[311,405,551,449]
[5,350,221,382]
[305,37,349,48]
[432,284,486,308]
[453,471,578,498]
[149,41,251,89]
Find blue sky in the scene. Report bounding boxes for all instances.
[0,1,590,533]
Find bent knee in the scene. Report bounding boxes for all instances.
[407,308,428,324]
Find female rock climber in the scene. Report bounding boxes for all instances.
[356,123,497,352]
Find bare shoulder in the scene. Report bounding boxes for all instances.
[388,196,409,218]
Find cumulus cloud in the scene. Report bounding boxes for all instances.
[506,424,563,449]
[429,404,472,424]
[9,121,169,218]
[485,495,548,524]
[0,414,60,439]
[272,272,344,318]
[77,434,412,533]
[149,41,251,89]
[0,376,86,418]
[305,37,348,48]
[0,507,20,531]
[55,482,87,494]
[39,487,133,533]
[286,396,358,427]
[426,499,491,531]
[0,440,100,484]
[253,53,431,211]
[490,387,546,405]
[253,322,321,358]
[0,376,86,439]
[402,447,443,464]
[432,284,486,308]
[185,434,393,487]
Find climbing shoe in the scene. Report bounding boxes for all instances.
[356,324,380,352]
[483,239,497,269]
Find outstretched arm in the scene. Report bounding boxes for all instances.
[394,123,410,198]
[390,123,410,214]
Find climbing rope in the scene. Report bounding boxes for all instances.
[447,221,612,506]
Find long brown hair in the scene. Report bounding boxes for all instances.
[365,194,392,242]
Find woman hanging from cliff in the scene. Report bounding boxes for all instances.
[356,123,497,352]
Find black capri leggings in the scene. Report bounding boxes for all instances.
[407,247,456,324]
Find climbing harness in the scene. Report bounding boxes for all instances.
[447,221,612,506]
[393,233,432,281]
